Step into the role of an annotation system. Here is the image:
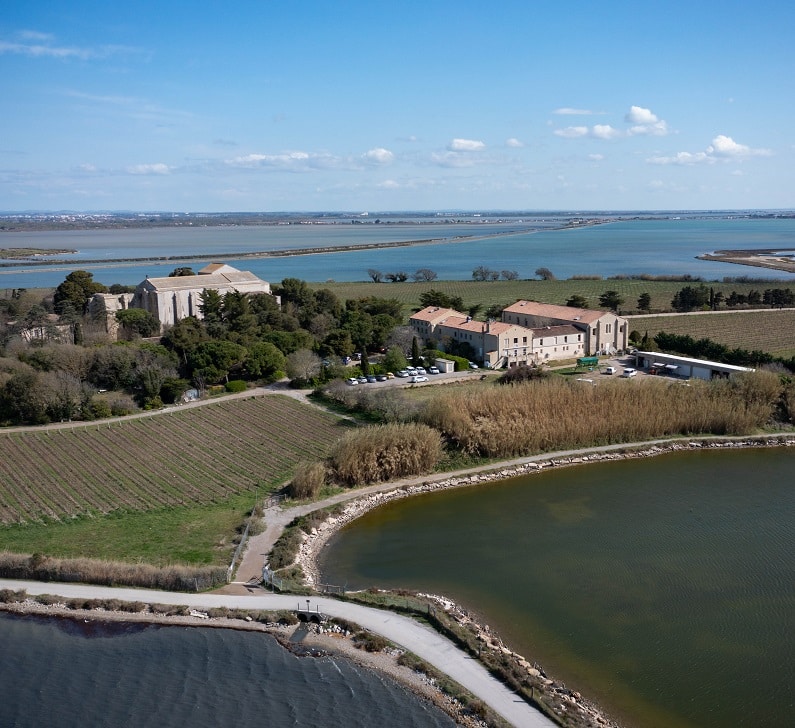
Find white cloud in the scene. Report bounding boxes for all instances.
[592,124,621,140]
[625,106,658,125]
[554,126,589,138]
[505,138,524,148]
[376,179,401,189]
[554,105,670,140]
[707,134,771,158]
[625,106,670,136]
[648,134,771,165]
[588,153,605,161]
[363,147,394,165]
[127,163,171,175]
[447,138,485,152]
[225,151,312,169]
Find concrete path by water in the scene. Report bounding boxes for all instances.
[0,579,556,728]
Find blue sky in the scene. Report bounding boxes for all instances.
[1,1,793,212]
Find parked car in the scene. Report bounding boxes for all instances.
[410,375,428,383]
[346,377,359,386]
[621,368,637,378]
[357,376,368,384]
[386,372,395,379]
[604,366,616,375]
[468,361,479,369]
[366,375,377,383]
[376,374,388,381]
[428,366,440,374]
[415,367,426,375]
[406,367,418,376]
[396,370,409,378]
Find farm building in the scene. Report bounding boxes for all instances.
[501,301,628,356]
[90,264,278,336]
[632,351,754,380]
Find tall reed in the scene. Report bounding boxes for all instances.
[421,371,782,458]
[328,423,443,485]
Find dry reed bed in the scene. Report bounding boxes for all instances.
[421,372,783,458]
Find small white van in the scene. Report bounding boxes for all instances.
[604,366,616,375]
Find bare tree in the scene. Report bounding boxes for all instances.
[286,348,322,382]
[501,270,519,280]
[413,268,438,282]
[367,269,384,283]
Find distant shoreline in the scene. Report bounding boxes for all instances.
[697,248,795,274]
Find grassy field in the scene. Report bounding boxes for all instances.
[0,394,350,564]
[626,309,795,357]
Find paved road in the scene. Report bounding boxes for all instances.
[0,578,556,728]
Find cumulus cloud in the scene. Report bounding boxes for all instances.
[625,105,658,125]
[707,134,770,157]
[505,137,524,148]
[225,151,312,169]
[592,124,621,140]
[363,147,394,165]
[554,105,670,140]
[127,163,171,175]
[447,138,485,152]
[648,134,771,165]
[625,106,669,136]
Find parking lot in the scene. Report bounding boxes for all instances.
[345,366,484,389]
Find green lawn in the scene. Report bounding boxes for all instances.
[0,495,252,566]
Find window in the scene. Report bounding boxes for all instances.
[606,323,612,333]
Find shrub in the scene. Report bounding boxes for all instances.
[225,380,248,393]
[498,364,550,385]
[288,461,326,499]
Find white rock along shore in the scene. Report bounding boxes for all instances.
[294,433,795,728]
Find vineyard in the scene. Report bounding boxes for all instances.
[625,309,795,357]
[314,279,795,318]
[0,394,347,525]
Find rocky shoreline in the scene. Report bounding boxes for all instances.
[296,434,795,728]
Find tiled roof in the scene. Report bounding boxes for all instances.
[503,300,605,324]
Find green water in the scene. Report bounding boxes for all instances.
[318,448,795,728]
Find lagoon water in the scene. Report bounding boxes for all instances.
[1,217,794,289]
[318,448,795,728]
[0,613,456,728]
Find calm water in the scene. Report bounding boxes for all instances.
[0,613,456,728]
[1,217,794,288]
[319,448,795,728]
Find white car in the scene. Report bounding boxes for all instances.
[603,366,616,375]
[410,375,428,383]
[468,361,479,369]
[415,366,426,375]
[428,366,440,374]
[395,370,409,378]
[621,367,637,378]
[346,377,359,385]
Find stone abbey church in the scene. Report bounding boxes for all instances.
[89,264,276,337]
